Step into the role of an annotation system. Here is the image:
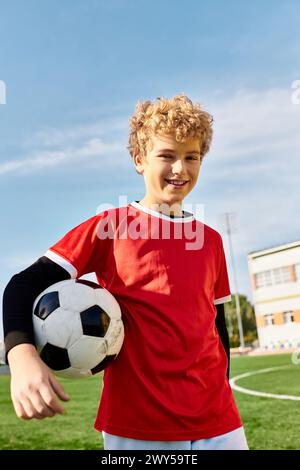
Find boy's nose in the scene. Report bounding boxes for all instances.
[171,159,186,174]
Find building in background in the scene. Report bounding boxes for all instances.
[248,240,300,350]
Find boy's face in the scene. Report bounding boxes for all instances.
[133,133,202,214]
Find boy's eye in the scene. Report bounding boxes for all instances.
[184,156,199,161]
[160,155,198,160]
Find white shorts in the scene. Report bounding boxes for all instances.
[102,426,249,450]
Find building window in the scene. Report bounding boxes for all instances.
[295,263,300,281]
[283,311,294,323]
[256,270,272,288]
[255,265,292,288]
[265,314,274,326]
[273,266,290,284]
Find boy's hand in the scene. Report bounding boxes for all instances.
[8,343,70,420]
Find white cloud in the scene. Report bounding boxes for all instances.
[23,118,128,148]
[0,116,130,176]
[207,87,300,177]
[0,137,125,176]
[0,151,67,175]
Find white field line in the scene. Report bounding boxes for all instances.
[230,365,300,401]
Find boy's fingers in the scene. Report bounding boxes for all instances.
[40,386,65,414]
[30,392,56,418]
[49,375,70,402]
[19,397,44,420]
[12,398,29,420]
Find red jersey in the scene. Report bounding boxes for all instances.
[45,201,242,440]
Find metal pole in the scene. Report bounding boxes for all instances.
[225,213,245,350]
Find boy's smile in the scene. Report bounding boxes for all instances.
[133,133,202,216]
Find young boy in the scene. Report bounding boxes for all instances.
[3,94,248,450]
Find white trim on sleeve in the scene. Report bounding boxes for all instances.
[44,250,78,279]
[214,294,232,305]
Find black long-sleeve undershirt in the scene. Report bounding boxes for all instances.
[215,303,230,378]
[2,256,70,363]
[2,257,230,377]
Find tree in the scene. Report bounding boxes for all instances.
[224,294,258,347]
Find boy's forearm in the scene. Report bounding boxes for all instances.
[2,256,70,364]
[7,343,38,365]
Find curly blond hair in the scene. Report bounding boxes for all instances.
[127,94,213,161]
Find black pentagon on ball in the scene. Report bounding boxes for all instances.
[34,291,60,320]
[40,343,70,370]
[76,279,104,289]
[91,354,117,374]
[80,305,110,337]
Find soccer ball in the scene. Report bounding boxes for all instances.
[32,279,124,378]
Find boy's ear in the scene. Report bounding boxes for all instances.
[133,153,144,175]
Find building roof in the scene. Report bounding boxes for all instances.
[248,239,300,258]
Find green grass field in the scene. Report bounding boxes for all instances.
[1,352,300,450]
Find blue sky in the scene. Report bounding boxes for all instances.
[1,0,300,336]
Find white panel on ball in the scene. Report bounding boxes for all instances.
[68,336,107,369]
[59,280,98,312]
[43,307,83,349]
